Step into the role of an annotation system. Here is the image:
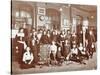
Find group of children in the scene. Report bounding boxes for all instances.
[12,25,96,69]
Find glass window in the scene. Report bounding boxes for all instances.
[26,12,31,18]
[15,11,19,17]
[27,18,32,25]
[13,10,32,29]
[20,11,26,17]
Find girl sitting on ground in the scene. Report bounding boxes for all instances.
[20,47,35,69]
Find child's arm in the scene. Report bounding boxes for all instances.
[28,53,34,64]
[22,53,27,64]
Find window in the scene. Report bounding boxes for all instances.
[12,10,32,29]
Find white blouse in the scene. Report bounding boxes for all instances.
[92,43,95,48]
[78,46,83,51]
[23,51,34,64]
[17,33,24,37]
[37,33,42,40]
[71,48,78,55]
[50,45,57,54]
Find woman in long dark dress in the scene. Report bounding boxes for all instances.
[46,30,51,44]
[78,43,89,60]
[14,28,26,64]
[87,30,95,58]
[30,34,39,65]
[50,41,57,65]
[56,47,63,66]
[76,22,83,46]
[70,32,77,49]
[40,30,49,44]
[51,30,58,42]
[63,39,71,60]
[15,38,24,64]
[59,30,66,56]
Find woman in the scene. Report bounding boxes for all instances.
[56,47,64,66]
[59,30,66,56]
[87,30,96,58]
[69,44,86,65]
[70,32,77,48]
[40,30,49,44]
[15,28,25,41]
[50,41,57,65]
[30,37,39,65]
[20,47,35,69]
[63,39,70,59]
[78,43,89,60]
[51,30,58,42]
[14,28,27,64]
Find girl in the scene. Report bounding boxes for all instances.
[20,47,35,69]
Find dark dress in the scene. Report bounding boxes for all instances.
[15,41,24,64]
[51,34,58,42]
[50,52,55,60]
[76,24,83,45]
[47,34,51,44]
[56,50,62,62]
[63,43,70,58]
[58,34,66,56]
[70,34,77,48]
[23,28,29,41]
[87,32,95,58]
[30,39,38,64]
[40,35,49,44]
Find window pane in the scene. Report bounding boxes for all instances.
[26,13,31,18]
[15,11,19,17]
[27,18,32,25]
[20,11,26,17]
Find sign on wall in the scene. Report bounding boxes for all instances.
[38,7,46,15]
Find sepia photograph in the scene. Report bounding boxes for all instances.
[11,0,97,74]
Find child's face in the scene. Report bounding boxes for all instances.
[77,20,81,25]
[47,30,50,33]
[73,45,76,48]
[19,37,23,41]
[27,47,30,51]
[32,29,35,32]
[33,32,36,35]
[40,30,42,33]
[52,41,55,45]
[58,47,61,51]
[65,40,68,43]
[53,31,55,35]
[80,43,82,46]
[20,29,23,33]
[32,40,35,44]
[83,48,86,51]
[62,31,65,34]
[89,31,92,35]
[23,24,26,28]
[67,31,70,34]
[43,31,46,35]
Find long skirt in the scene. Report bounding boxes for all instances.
[39,44,50,63]
[20,60,35,69]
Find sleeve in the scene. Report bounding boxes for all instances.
[22,53,26,62]
[31,53,34,61]
[24,42,27,49]
[28,53,34,64]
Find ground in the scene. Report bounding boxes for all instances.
[12,52,97,74]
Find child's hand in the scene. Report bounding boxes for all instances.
[28,62,31,64]
[25,61,27,64]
